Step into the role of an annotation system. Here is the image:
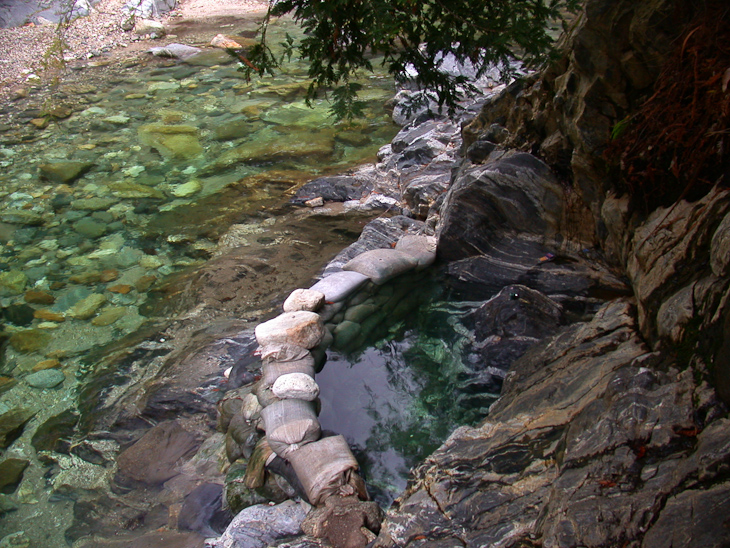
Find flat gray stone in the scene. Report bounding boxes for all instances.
[310,271,370,303]
[25,369,65,389]
[343,248,417,285]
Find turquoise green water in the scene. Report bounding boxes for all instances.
[0,14,497,543]
[317,275,500,506]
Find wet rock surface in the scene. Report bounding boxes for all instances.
[375,300,729,547]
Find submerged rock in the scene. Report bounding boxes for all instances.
[25,369,65,389]
[31,409,79,452]
[38,161,93,184]
[116,421,200,485]
[0,271,28,295]
[469,284,565,373]
[137,123,203,160]
[177,482,231,537]
[0,408,35,449]
[8,329,51,353]
[209,500,308,548]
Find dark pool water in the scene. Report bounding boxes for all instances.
[317,277,502,506]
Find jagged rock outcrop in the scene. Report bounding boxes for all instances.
[375,298,729,547]
[462,0,691,244]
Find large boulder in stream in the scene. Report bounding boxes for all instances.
[116,420,200,485]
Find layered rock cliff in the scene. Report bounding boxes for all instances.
[373,0,730,546]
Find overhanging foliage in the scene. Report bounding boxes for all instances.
[240,0,580,119]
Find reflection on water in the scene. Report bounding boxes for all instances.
[317,275,502,506]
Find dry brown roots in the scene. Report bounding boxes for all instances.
[608,0,730,209]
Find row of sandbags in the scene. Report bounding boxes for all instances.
[251,234,437,507]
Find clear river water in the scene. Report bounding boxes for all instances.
[0,15,497,547]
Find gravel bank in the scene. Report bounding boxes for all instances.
[0,0,268,103]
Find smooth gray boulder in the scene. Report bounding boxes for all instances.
[148,43,202,60]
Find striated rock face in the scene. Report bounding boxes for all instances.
[627,188,730,345]
[437,151,564,262]
[373,1,730,544]
[375,300,729,547]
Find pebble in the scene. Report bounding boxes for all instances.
[9,329,52,353]
[0,271,28,294]
[32,359,61,371]
[100,269,120,282]
[24,289,55,304]
[139,255,163,269]
[25,369,65,389]
[34,310,65,322]
[0,531,30,548]
[66,293,107,320]
[107,284,133,294]
[73,217,107,238]
[135,275,157,291]
[91,307,127,326]
[171,179,202,197]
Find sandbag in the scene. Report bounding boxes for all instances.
[342,248,418,285]
[254,381,280,409]
[309,271,370,302]
[272,373,320,401]
[261,360,316,389]
[395,235,437,269]
[287,435,359,506]
[261,399,321,458]
[260,344,312,364]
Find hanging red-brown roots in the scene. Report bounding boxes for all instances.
[607,0,730,209]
